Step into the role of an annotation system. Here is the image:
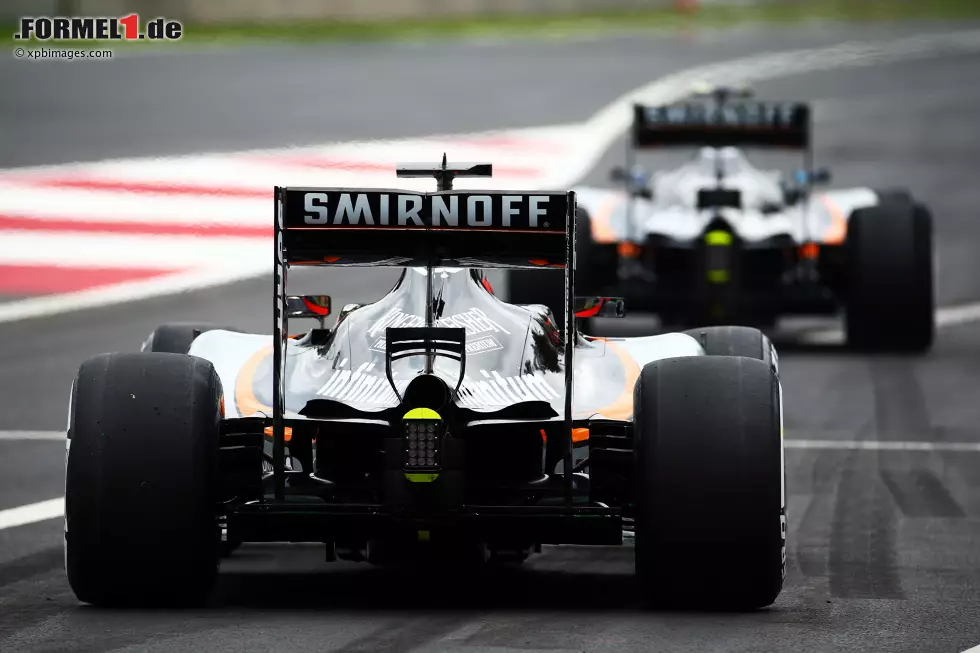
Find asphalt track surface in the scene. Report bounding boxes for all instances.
[3,22,980,653]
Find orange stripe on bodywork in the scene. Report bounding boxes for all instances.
[799,242,820,260]
[236,347,305,443]
[264,425,293,442]
[818,196,848,245]
[540,427,590,444]
[235,344,273,417]
[589,339,641,421]
[617,241,641,259]
[590,195,621,244]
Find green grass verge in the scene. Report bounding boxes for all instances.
[5,0,980,49]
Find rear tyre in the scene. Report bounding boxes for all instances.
[142,322,238,354]
[633,356,785,609]
[682,325,777,369]
[66,352,222,607]
[506,208,598,334]
[142,322,242,556]
[844,197,934,352]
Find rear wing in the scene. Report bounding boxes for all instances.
[276,187,573,269]
[631,101,811,150]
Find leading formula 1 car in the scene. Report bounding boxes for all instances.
[65,159,786,610]
[508,86,935,352]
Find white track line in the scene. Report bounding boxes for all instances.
[784,439,980,452]
[0,497,64,531]
[935,302,980,329]
[795,300,980,345]
[0,264,269,323]
[0,431,65,440]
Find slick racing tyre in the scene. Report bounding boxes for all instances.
[142,322,238,354]
[142,323,242,555]
[682,325,777,370]
[844,196,934,352]
[633,356,785,609]
[65,352,222,607]
[506,208,599,334]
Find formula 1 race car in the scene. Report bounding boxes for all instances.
[65,159,786,610]
[507,86,935,352]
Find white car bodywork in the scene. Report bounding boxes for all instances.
[188,268,711,422]
[575,147,881,246]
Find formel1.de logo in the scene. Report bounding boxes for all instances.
[14,15,183,41]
